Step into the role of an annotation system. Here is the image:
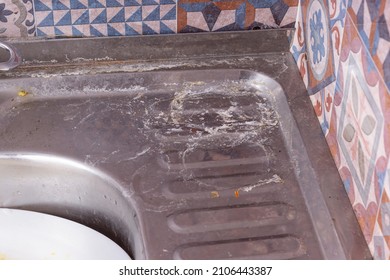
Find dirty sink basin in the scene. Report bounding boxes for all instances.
[0,31,371,259]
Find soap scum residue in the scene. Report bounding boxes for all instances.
[1,69,284,198]
[65,56,114,63]
[239,174,284,192]
[150,79,282,192]
[5,57,257,79]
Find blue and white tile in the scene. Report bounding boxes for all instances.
[33,0,177,36]
[328,0,347,76]
[290,3,309,87]
[302,0,336,94]
[0,0,35,37]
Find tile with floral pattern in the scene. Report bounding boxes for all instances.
[328,0,347,75]
[0,0,35,37]
[290,4,309,88]
[300,0,335,94]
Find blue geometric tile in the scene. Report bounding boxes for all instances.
[54,26,65,35]
[202,3,221,30]
[143,22,158,34]
[70,0,88,9]
[37,12,54,27]
[73,10,90,24]
[161,6,176,20]
[160,21,175,33]
[36,28,47,36]
[126,7,142,21]
[90,24,106,35]
[107,0,123,7]
[142,0,159,5]
[235,2,247,29]
[144,6,160,21]
[54,25,73,35]
[90,9,107,23]
[124,0,141,6]
[53,1,70,10]
[127,21,142,33]
[88,0,105,8]
[270,0,289,25]
[34,0,52,11]
[56,11,72,25]
[178,0,296,33]
[72,26,84,35]
[179,3,209,12]
[247,0,277,9]
[109,8,125,22]
[125,23,140,35]
[33,0,177,37]
[107,23,124,35]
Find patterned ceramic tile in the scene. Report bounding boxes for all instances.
[347,0,390,90]
[367,155,390,260]
[328,0,347,75]
[376,171,390,259]
[300,0,335,94]
[290,4,309,87]
[177,0,298,33]
[291,0,390,259]
[33,0,177,36]
[335,13,389,258]
[310,81,335,136]
[0,0,36,37]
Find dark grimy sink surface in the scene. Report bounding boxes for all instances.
[0,30,371,259]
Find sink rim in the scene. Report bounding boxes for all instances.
[0,152,145,259]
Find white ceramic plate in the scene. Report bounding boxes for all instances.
[0,208,131,260]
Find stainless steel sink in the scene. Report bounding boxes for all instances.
[0,154,142,259]
[0,30,371,259]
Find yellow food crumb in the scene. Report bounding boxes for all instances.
[210,191,219,198]
[18,90,29,97]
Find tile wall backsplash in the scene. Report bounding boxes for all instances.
[177,0,298,32]
[0,0,298,37]
[291,0,390,259]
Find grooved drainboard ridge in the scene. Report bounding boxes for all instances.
[167,201,296,234]
[174,234,306,260]
[130,74,319,259]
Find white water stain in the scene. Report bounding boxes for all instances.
[240,174,284,192]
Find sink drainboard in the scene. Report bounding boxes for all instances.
[0,69,364,259]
